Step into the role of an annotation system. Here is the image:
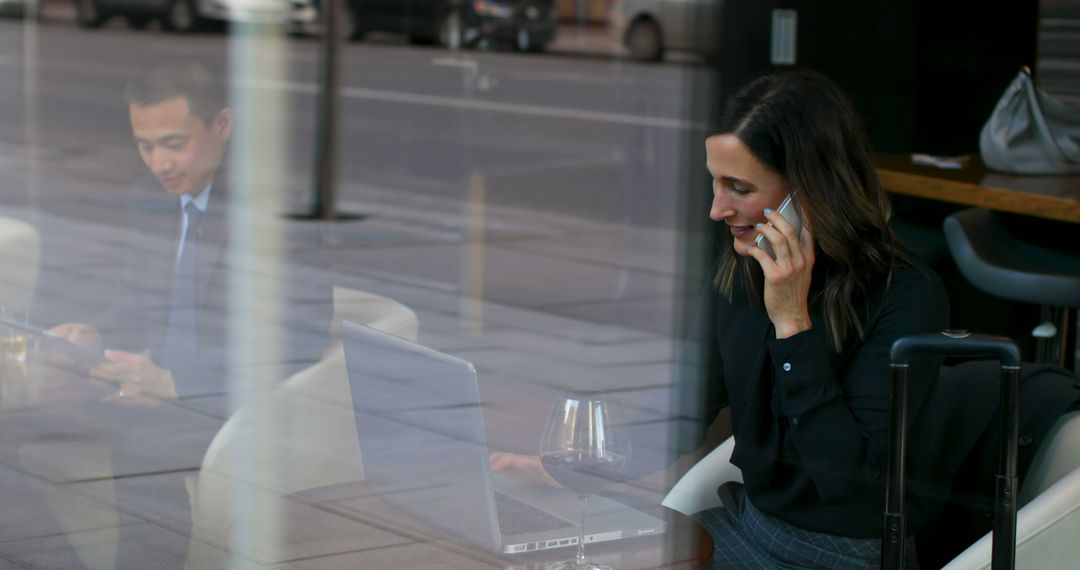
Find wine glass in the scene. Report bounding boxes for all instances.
[539,390,630,570]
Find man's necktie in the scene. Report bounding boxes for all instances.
[160,202,204,376]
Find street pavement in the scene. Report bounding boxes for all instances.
[1,14,713,332]
[0,12,715,570]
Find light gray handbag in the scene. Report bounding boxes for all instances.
[979,67,1080,175]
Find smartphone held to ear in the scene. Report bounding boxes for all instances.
[755,194,803,259]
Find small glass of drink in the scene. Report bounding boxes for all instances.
[0,308,29,365]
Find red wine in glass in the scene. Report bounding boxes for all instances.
[540,451,627,496]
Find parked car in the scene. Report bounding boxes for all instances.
[346,0,557,52]
[608,0,717,62]
[0,0,41,18]
[72,0,318,33]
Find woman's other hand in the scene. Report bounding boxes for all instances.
[489,452,561,488]
[747,209,816,338]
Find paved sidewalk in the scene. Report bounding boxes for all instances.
[0,10,696,568]
[0,143,690,567]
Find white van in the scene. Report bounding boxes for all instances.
[608,0,718,62]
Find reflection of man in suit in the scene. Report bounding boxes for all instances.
[50,63,237,401]
[32,63,333,569]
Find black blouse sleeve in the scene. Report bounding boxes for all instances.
[765,267,948,503]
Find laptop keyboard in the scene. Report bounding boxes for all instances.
[495,492,575,535]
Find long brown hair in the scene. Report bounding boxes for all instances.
[712,69,913,350]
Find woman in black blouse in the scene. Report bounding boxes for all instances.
[491,69,949,568]
[692,69,948,568]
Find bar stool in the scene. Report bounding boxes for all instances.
[943,208,1080,370]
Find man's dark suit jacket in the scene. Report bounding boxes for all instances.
[95,174,331,397]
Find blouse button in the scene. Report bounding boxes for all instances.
[782,362,792,372]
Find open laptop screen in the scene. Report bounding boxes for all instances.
[342,321,503,552]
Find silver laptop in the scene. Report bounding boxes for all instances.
[341,321,668,555]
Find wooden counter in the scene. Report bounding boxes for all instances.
[876,154,1080,223]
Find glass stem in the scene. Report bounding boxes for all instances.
[576,494,589,567]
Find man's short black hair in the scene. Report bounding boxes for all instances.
[124,63,226,125]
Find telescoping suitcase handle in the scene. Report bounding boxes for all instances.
[882,330,1021,570]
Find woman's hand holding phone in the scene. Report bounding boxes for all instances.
[747,202,816,339]
[754,194,803,259]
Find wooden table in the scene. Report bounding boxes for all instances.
[876,154,1080,223]
[275,481,711,570]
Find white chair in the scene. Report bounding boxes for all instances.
[0,217,41,315]
[661,411,1080,569]
[660,436,739,516]
[943,410,1080,569]
[188,287,419,548]
[325,285,420,344]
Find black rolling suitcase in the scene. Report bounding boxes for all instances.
[882,331,1022,570]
